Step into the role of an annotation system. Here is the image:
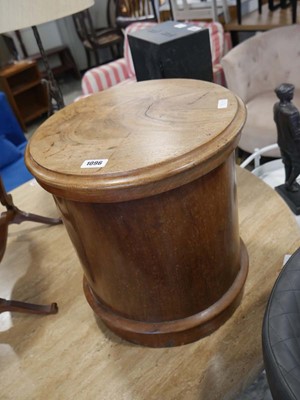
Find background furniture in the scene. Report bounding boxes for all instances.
[81,21,232,95]
[0,177,60,315]
[221,24,300,158]
[262,247,300,400]
[224,2,300,46]
[0,167,299,397]
[0,61,48,131]
[115,0,158,28]
[236,0,262,25]
[29,45,81,80]
[11,30,81,81]
[0,91,34,192]
[251,0,298,24]
[0,0,95,111]
[268,0,297,23]
[169,0,230,24]
[72,7,124,69]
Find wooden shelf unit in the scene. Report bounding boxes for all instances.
[0,61,48,131]
[29,45,81,80]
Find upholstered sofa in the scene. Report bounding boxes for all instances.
[0,92,33,192]
[222,25,300,158]
[81,21,232,96]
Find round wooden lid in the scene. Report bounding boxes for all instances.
[26,79,246,202]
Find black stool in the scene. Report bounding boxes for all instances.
[262,247,300,399]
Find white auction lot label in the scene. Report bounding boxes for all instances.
[174,23,187,28]
[218,99,228,109]
[188,26,202,31]
[81,159,108,169]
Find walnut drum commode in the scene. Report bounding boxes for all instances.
[26,79,248,347]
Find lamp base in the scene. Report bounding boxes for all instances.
[32,25,65,113]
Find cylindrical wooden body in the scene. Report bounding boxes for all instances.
[26,79,248,347]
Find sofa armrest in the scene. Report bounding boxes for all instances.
[82,58,130,95]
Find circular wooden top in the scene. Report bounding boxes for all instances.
[26,79,246,202]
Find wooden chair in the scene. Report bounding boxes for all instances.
[169,0,230,24]
[236,0,297,25]
[235,0,262,24]
[115,0,158,29]
[0,177,61,315]
[73,5,124,69]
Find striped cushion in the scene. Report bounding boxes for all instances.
[82,58,130,95]
[82,64,224,98]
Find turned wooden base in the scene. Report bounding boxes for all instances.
[83,240,248,347]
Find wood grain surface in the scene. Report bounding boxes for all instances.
[26,79,246,202]
[0,168,299,399]
[54,155,248,346]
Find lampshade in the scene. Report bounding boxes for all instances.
[0,0,94,33]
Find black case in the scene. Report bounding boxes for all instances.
[128,21,213,82]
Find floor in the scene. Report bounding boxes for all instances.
[25,74,274,400]
[236,371,272,400]
[224,1,299,40]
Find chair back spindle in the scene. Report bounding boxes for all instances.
[73,6,124,68]
[169,0,230,23]
[116,0,158,29]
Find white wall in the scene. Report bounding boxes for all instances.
[9,0,109,71]
[57,0,111,70]
[16,22,63,55]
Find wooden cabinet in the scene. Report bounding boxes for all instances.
[29,45,81,80]
[0,61,48,131]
